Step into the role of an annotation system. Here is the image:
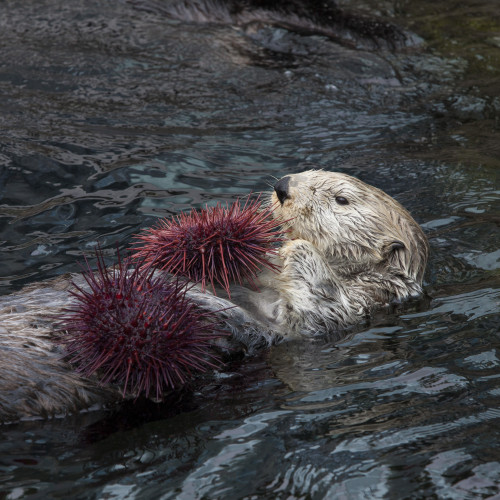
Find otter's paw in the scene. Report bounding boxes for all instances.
[279,239,315,261]
[279,239,331,285]
[276,240,343,336]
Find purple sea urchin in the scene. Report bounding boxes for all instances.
[132,198,284,297]
[58,251,224,399]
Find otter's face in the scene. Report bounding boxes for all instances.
[271,170,428,282]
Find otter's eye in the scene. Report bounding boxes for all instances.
[335,196,349,205]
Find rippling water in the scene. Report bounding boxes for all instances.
[0,0,499,498]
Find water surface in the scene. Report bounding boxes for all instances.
[0,0,499,498]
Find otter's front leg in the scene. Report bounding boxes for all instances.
[184,288,279,352]
[277,239,357,336]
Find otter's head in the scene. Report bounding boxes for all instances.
[271,170,428,283]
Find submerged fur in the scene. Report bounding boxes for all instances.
[0,170,428,421]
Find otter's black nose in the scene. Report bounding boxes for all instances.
[274,176,291,205]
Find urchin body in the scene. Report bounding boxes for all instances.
[0,170,428,421]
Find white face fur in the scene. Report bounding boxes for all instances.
[271,170,428,282]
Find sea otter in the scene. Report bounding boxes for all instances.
[0,170,428,421]
[272,170,428,333]
[191,169,429,346]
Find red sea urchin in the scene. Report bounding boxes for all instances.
[58,251,225,399]
[132,198,284,297]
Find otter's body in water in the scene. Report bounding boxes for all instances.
[0,170,428,421]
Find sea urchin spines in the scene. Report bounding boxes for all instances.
[132,198,285,297]
[58,251,225,400]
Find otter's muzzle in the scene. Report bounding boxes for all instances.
[274,176,291,205]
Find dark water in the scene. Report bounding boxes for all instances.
[0,0,499,498]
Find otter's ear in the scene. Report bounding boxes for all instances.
[381,240,406,257]
[382,239,408,270]
[388,241,405,253]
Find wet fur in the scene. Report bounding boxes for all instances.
[268,170,428,335]
[0,170,428,421]
[0,275,119,422]
[198,170,428,339]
